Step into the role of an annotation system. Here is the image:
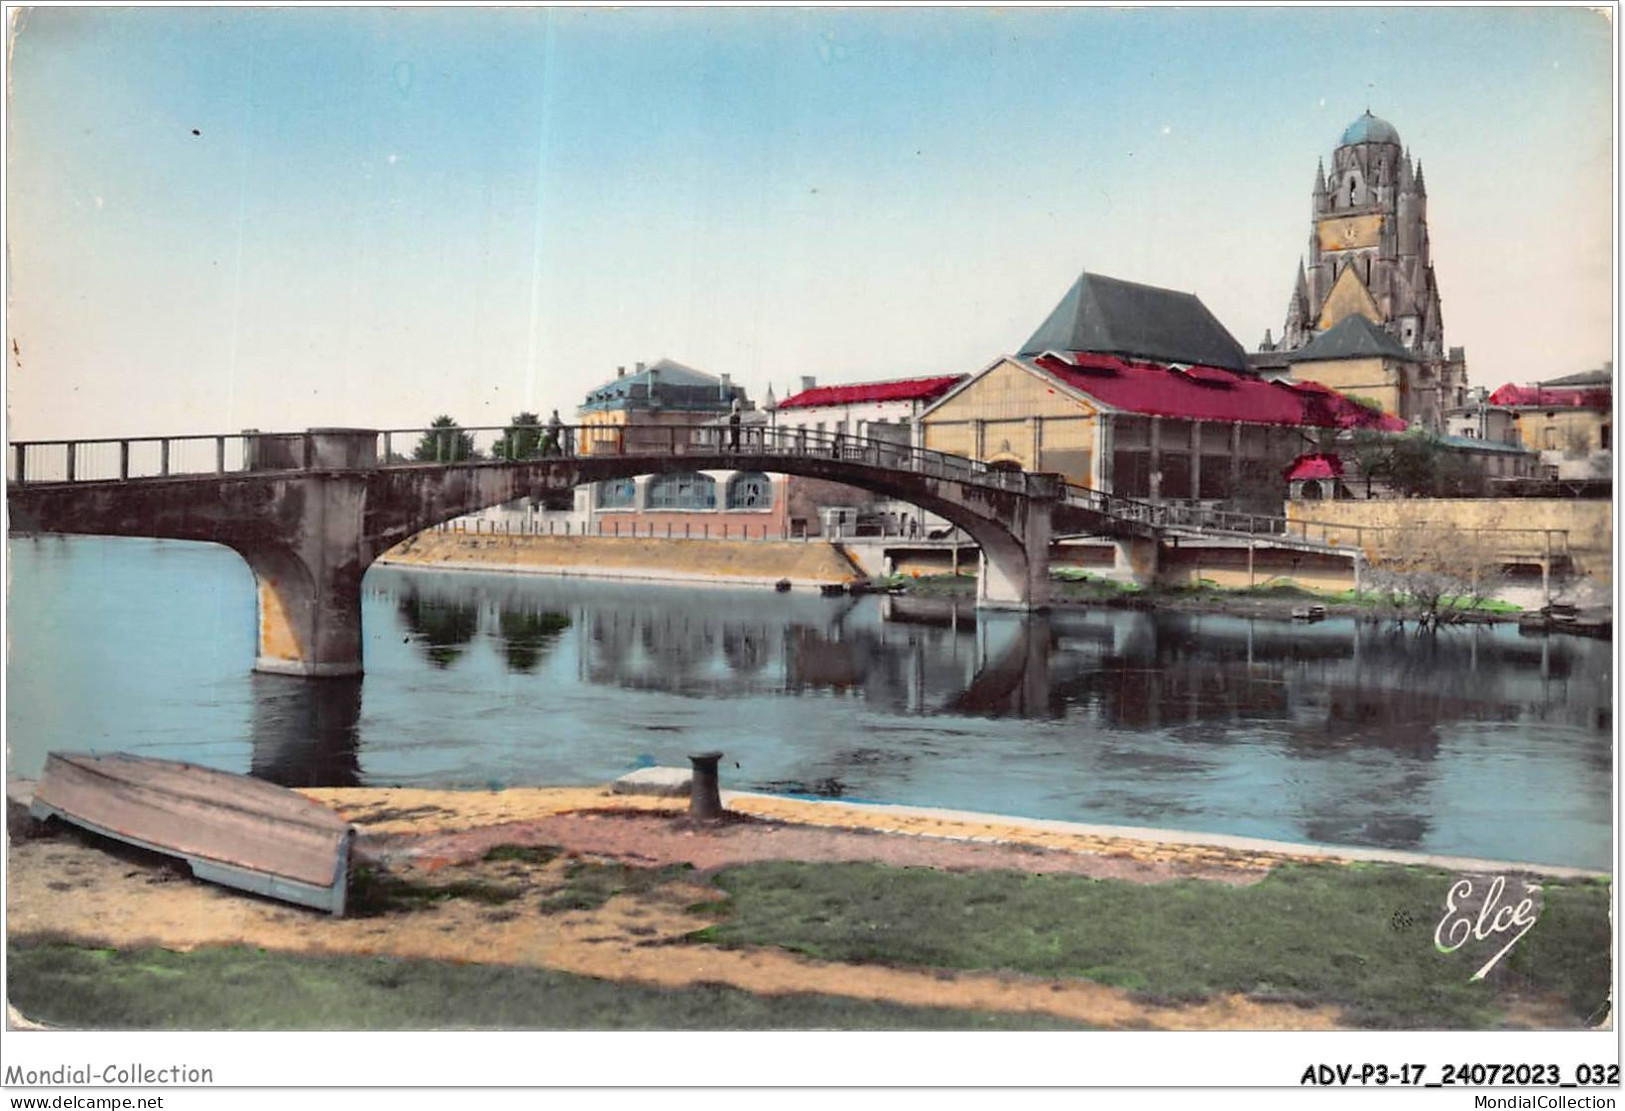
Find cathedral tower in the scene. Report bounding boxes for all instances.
[1272,110,1467,428]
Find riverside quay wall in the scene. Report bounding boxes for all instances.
[1283,498,1612,584]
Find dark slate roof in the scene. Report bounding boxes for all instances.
[1017,270,1249,372]
[1539,365,1613,388]
[1247,349,1293,374]
[1288,314,1417,364]
[580,357,744,413]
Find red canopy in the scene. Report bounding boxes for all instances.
[1284,453,1344,481]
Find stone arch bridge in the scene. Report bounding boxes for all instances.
[9,425,1163,677]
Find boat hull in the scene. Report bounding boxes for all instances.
[29,752,353,915]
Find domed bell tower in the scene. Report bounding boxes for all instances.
[1277,111,1468,427]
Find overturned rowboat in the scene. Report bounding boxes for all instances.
[29,752,354,915]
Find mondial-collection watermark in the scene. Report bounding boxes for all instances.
[1472,1099,1617,1109]
[4,1064,214,1086]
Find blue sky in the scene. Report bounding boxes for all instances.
[6,6,1614,438]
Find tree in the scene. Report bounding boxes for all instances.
[491,412,543,462]
[1364,525,1503,628]
[413,416,475,463]
[1227,458,1288,516]
[1350,430,1485,498]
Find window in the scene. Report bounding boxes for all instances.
[1602,424,1612,451]
[1543,427,1559,451]
[725,472,773,510]
[647,471,716,510]
[596,479,637,509]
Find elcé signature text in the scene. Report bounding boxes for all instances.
[1434,875,1540,980]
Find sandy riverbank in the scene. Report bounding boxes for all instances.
[379,532,863,587]
[8,783,1607,1031]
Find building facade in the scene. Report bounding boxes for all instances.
[920,269,1403,506]
[769,374,965,536]
[578,358,750,453]
[1487,370,1613,480]
[1261,111,1469,429]
[1286,314,1445,429]
[772,373,965,449]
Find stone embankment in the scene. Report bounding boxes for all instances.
[379,532,863,588]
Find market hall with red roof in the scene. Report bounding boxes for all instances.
[534,108,1601,543]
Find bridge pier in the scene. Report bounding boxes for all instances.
[1112,536,1161,586]
[246,539,368,678]
[242,432,378,678]
[974,492,1054,611]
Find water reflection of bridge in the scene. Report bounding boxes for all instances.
[329,572,1617,731]
[249,571,1610,853]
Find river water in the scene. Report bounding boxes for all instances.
[6,536,1613,869]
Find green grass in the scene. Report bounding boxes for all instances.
[899,572,978,596]
[1505,879,1615,1026]
[1323,588,1398,606]
[693,861,1612,1029]
[1051,571,1145,600]
[347,867,522,916]
[482,844,562,866]
[1440,596,1523,614]
[1319,587,1523,614]
[1222,581,1324,598]
[536,860,697,915]
[5,942,1090,1031]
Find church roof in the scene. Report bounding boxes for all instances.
[1340,110,1401,147]
[1018,269,1249,372]
[1289,315,1418,364]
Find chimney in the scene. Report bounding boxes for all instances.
[800,375,816,394]
[635,361,646,374]
[719,373,731,397]
[617,366,625,378]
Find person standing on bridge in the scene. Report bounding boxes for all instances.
[728,399,742,452]
[546,410,565,457]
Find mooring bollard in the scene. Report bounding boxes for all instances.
[688,750,725,821]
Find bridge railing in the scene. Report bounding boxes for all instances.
[9,434,270,485]
[12,421,1038,497]
[373,423,1040,495]
[1059,483,1572,560]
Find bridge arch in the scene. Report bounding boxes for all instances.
[10,431,1069,677]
